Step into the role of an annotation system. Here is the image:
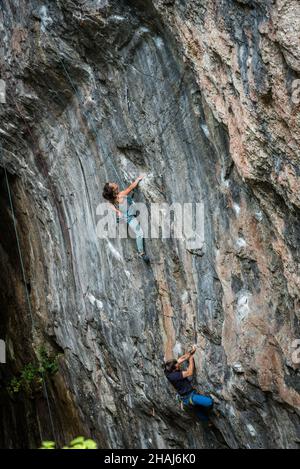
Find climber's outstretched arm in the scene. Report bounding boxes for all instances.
[181,356,195,378]
[119,175,144,196]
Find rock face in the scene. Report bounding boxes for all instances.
[0,0,299,449]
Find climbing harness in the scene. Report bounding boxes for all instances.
[177,390,195,407]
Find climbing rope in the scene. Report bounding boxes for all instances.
[2,42,117,440]
[50,32,217,396]
[54,42,123,187]
[3,165,34,329]
[52,50,131,349]
[0,146,56,445]
[48,34,190,193]
[52,36,189,187]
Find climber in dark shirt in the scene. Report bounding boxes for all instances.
[164,346,214,421]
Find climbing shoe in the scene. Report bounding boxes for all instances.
[139,253,150,263]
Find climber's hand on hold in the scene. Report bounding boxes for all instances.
[137,174,145,182]
[182,354,195,379]
[121,175,146,196]
[177,352,191,364]
[177,345,196,365]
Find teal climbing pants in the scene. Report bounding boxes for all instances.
[117,196,145,254]
[128,217,144,254]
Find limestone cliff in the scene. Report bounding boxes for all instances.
[0,0,299,449]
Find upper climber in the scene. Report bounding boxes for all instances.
[164,345,214,421]
[102,175,149,262]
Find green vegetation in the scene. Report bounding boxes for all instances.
[40,436,98,449]
[7,347,60,396]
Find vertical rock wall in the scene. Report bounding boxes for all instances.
[0,0,299,448]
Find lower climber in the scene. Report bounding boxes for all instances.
[164,345,214,421]
[102,175,149,262]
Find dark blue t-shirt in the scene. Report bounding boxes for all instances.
[166,371,193,396]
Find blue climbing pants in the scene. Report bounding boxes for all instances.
[181,391,213,421]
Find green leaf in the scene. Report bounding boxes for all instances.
[83,439,97,449]
[41,441,55,449]
[39,436,97,450]
[70,436,85,446]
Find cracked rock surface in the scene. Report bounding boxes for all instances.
[0,0,299,449]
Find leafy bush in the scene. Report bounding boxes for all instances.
[7,347,60,396]
[40,441,56,449]
[40,436,97,450]
[38,347,59,375]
